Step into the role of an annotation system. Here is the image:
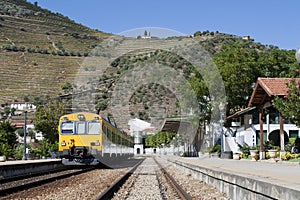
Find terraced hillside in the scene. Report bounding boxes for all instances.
[0,0,109,103]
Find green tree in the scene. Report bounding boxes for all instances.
[213,42,259,112]
[23,95,30,102]
[146,131,176,148]
[34,100,65,143]
[4,106,10,117]
[0,121,17,157]
[273,77,300,126]
[213,41,296,114]
[33,140,58,158]
[95,100,107,113]
[11,107,16,116]
[193,31,202,37]
[257,48,296,78]
[61,82,73,94]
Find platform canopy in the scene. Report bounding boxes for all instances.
[128,118,155,133]
[226,106,256,120]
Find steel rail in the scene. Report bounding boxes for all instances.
[96,159,144,200]
[0,167,94,197]
[154,157,192,200]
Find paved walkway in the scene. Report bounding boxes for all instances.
[175,156,300,191]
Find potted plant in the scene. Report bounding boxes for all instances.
[249,146,259,161]
[265,141,279,161]
[208,144,221,158]
[268,149,278,161]
[233,152,241,160]
[0,143,7,162]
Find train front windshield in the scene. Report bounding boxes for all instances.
[60,121,102,135]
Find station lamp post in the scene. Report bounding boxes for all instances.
[219,102,227,158]
[22,110,27,160]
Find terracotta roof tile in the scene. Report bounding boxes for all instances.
[257,77,291,96]
[248,77,300,107]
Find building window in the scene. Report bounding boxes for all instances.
[289,130,299,138]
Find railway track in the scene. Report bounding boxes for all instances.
[154,157,192,200]
[0,160,140,199]
[96,159,144,200]
[109,156,192,200]
[0,167,94,197]
[1,157,229,199]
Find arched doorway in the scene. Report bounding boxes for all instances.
[268,130,288,146]
[136,148,140,154]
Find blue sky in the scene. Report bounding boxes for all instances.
[27,0,300,50]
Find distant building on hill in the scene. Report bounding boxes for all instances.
[242,36,251,40]
[137,30,158,39]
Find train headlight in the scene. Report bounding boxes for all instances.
[62,116,69,121]
[61,141,66,146]
[77,114,85,121]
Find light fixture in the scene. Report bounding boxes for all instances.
[77,114,85,120]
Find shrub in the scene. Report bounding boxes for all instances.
[281,152,298,161]
[267,141,279,150]
[289,138,296,144]
[0,143,12,157]
[238,143,251,157]
[207,144,221,155]
[13,144,24,160]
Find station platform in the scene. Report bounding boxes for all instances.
[167,155,300,199]
[0,158,61,166]
[0,159,64,179]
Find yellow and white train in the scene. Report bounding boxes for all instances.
[58,112,134,166]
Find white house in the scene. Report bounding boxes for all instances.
[10,102,36,111]
[226,107,300,148]
[225,78,300,157]
[128,118,155,155]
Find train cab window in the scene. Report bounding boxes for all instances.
[61,122,74,134]
[87,122,101,134]
[77,121,86,134]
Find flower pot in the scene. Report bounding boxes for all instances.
[0,156,6,162]
[233,153,240,160]
[250,150,259,161]
[268,150,277,161]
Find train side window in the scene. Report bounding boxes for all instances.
[108,128,112,142]
[88,122,101,134]
[76,121,86,134]
[61,122,74,134]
